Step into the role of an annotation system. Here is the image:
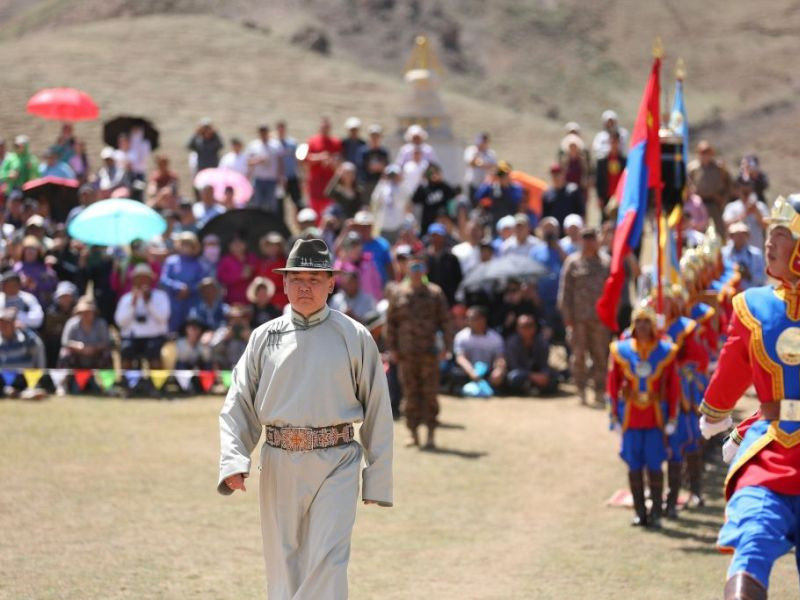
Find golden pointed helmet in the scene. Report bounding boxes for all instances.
[767,194,800,277]
[631,298,658,327]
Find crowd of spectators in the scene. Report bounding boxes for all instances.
[0,110,771,400]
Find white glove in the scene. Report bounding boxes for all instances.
[664,421,677,436]
[699,415,733,439]
[722,437,740,464]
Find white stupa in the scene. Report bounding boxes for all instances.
[392,35,464,184]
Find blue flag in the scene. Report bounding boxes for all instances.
[669,79,689,190]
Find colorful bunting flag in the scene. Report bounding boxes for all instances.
[96,369,117,391]
[2,370,17,387]
[220,370,232,388]
[174,370,195,391]
[73,369,92,391]
[124,370,142,389]
[150,370,170,390]
[198,371,216,392]
[23,369,43,389]
[48,369,69,390]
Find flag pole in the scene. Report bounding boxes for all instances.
[675,58,686,262]
[653,37,665,323]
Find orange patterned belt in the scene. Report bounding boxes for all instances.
[265,423,355,452]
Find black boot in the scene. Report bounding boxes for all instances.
[628,470,647,527]
[724,572,767,600]
[647,468,664,528]
[664,461,683,519]
[686,449,705,507]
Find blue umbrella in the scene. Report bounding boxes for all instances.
[67,198,166,246]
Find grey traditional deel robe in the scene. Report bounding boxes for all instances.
[218,305,393,600]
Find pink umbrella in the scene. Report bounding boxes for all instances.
[193,168,253,207]
[26,88,99,121]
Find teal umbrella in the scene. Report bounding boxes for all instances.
[67,198,166,246]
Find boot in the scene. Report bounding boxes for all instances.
[724,572,767,600]
[423,426,436,450]
[686,449,705,507]
[647,468,664,528]
[664,461,683,519]
[628,470,647,527]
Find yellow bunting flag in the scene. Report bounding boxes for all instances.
[23,369,43,389]
[149,370,170,390]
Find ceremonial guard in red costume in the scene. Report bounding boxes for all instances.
[661,285,708,518]
[700,195,800,599]
[607,301,680,528]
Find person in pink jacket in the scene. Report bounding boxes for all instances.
[216,235,259,305]
[334,231,383,301]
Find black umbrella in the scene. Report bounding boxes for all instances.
[199,208,291,253]
[459,254,548,292]
[103,115,159,149]
[22,176,79,223]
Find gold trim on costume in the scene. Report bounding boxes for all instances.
[732,293,784,400]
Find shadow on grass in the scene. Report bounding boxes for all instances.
[436,421,466,430]
[420,446,488,460]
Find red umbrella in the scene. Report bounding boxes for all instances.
[26,88,99,121]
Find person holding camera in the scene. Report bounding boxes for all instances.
[114,263,170,369]
[723,222,766,290]
[209,304,252,369]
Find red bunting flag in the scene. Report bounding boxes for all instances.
[198,371,216,392]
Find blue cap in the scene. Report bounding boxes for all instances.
[427,223,447,237]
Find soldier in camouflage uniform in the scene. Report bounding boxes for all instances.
[557,227,612,404]
[387,255,453,449]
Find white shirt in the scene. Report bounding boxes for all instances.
[0,290,43,329]
[245,138,283,181]
[452,241,481,276]
[722,197,769,251]
[500,235,544,257]
[592,128,629,160]
[219,151,249,177]
[115,288,171,338]
[371,180,409,233]
[463,145,498,187]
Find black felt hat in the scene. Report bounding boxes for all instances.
[273,238,339,273]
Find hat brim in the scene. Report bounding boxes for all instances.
[273,267,340,274]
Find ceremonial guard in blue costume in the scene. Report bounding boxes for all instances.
[607,301,680,528]
[700,195,800,599]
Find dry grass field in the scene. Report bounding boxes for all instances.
[1,391,796,599]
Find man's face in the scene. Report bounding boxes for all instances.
[466,309,486,334]
[200,284,217,303]
[369,132,381,145]
[765,226,796,280]
[2,280,20,296]
[320,119,331,136]
[699,148,712,166]
[731,231,749,250]
[284,271,334,316]
[277,123,286,138]
[259,127,269,141]
[633,318,654,340]
[341,273,360,295]
[201,186,215,205]
[515,222,529,241]
[516,315,536,341]
[133,275,152,292]
[551,172,565,187]
[582,236,599,255]
[408,259,426,284]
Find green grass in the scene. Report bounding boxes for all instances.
[1,392,796,599]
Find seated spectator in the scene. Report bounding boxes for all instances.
[723,222,766,290]
[0,307,46,398]
[330,265,376,322]
[217,234,259,305]
[115,264,170,369]
[159,231,208,333]
[58,297,112,369]
[425,223,463,307]
[174,199,198,235]
[111,238,161,299]
[38,146,76,179]
[452,306,507,396]
[96,146,129,198]
[199,233,221,272]
[492,278,539,338]
[319,204,344,254]
[247,276,280,327]
[334,231,383,302]
[43,281,77,367]
[0,270,43,329]
[370,164,409,244]
[500,213,542,257]
[325,162,365,219]
[15,235,58,308]
[146,153,179,204]
[174,314,211,370]
[475,161,523,229]
[505,314,558,395]
[452,219,484,278]
[193,184,226,228]
[255,232,289,309]
[560,214,583,255]
[191,277,229,331]
[210,304,251,369]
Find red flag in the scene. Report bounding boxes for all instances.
[198,371,216,392]
[595,57,661,332]
[73,369,92,391]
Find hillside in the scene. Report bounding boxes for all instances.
[0,0,798,192]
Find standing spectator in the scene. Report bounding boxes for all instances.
[53,123,75,162]
[452,219,484,278]
[111,239,160,300]
[452,306,506,396]
[193,184,226,228]
[246,124,284,216]
[0,135,38,191]
[38,146,76,179]
[15,236,58,308]
[357,124,389,198]
[325,162,365,219]
[187,118,223,173]
[209,304,251,369]
[0,271,43,329]
[542,163,583,229]
[199,233,221,272]
[218,137,248,176]
[722,179,768,251]
[500,213,542,257]
[127,126,152,179]
[560,214,584,255]
[386,254,453,448]
[341,117,366,165]
[255,233,289,309]
[463,132,498,203]
[330,265,376,322]
[737,154,769,204]
[146,154,179,204]
[159,232,208,333]
[96,146,127,197]
[425,223,462,307]
[396,125,438,167]
[66,184,96,225]
[58,297,112,369]
[559,134,589,208]
[247,277,280,327]
[723,222,766,290]
[275,120,302,210]
[370,165,409,244]
[557,227,611,405]
[5,189,24,229]
[115,264,170,369]
[190,277,229,331]
[474,161,523,229]
[305,117,342,217]
[174,200,198,235]
[505,314,557,396]
[592,110,629,160]
[530,217,567,341]
[335,232,383,302]
[217,234,258,305]
[83,245,115,326]
[595,131,626,215]
[69,139,89,183]
[42,281,77,366]
[687,140,731,237]
[351,210,393,284]
[412,163,457,234]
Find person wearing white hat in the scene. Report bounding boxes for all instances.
[341,117,366,166]
[395,124,438,168]
[723,221,766,290]
[245,123,284,217]
[560,213,585,255]
[592,109,629,160]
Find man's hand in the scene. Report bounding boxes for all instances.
[225,473,247,492]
